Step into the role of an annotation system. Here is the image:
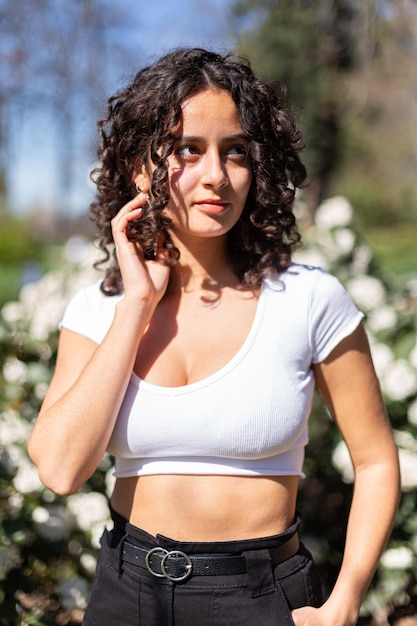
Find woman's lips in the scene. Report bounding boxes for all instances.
[195,199,229,214]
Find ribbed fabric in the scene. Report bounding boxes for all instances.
[60,264,364,478]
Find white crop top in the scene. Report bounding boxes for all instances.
[60,264,364,478]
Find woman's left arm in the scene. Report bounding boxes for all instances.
[292,323,400,626]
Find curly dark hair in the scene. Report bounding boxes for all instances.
[90,47,307,295]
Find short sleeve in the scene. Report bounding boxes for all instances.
[60,281,122,344]
[309,269,364,363]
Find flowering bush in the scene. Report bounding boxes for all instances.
[0,238,112,625]
[294,196,417,621]
[0,206,416,624]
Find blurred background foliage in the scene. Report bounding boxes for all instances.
[233,0,417,227]
[0,0,415,302]
[0,0,416,624]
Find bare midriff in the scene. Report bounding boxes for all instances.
[110,474,299,541]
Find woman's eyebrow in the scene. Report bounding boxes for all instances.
[173,133,250,143]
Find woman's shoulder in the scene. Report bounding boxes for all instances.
[69,279,124,305]
[264,262,335,291]
[264,263,364,362]
[60,279,124,343]
[264,263,361,317]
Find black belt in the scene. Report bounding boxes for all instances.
[121,533,299,582]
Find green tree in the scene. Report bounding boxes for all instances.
[233,0,366,207]
[232,0,417,225]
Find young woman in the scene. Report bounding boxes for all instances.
[28,48,400,626]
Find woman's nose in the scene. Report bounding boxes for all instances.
[201,151,229,189]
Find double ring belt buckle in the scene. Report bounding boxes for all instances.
[145,547,193,582]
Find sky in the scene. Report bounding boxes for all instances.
[8,0,242,216]
[132,0,238,58]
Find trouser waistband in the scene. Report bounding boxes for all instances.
[121,532,299,582]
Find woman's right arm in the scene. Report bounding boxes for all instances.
[28,193,170,495]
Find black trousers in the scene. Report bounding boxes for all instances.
[82,510,322,626]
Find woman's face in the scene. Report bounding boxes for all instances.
[139,88,253,246]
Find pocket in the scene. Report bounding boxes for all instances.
[273,583,297,626]
[211,585,296,626]
[83,531,141,626]
[274,544,323,611]
[299,549,323,607]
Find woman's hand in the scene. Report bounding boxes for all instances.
[111,193,171,307]
[292,605,357,626]
[292,607,322,626]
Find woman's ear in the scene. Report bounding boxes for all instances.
[133,164,151,194]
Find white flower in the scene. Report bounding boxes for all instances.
[331,441,354,483]
[34,382,49,400]
[14,254,101,341]
[1,301,26,324]
[293,200,311,228]
[0,544,22,581]
[64,236,90,264]
[12,454,44,494]
[27,361,51,385]
[394,429,417,450]
[381,359,417,402]
[66,264,101,293]
[346,276,386,312]
[80,553,97,576]
[19,273,68,340]
[408,398,417,426]
[366,306,397,333]
[7,492,24,517]
[406,277,417,299]
[313,229,355,263]
[409,343,417,370]
[368,342,394,379]
[32,505,74,542]
[105,468,116,498]
[315,196,353,230]
[0,410,31,445]
[380,546,414,569]
[66,492,110,532]
[292,248,329,269]
[0,445,21,475]
[58,577,89,610]
[350,244,373,275]
[333,228,356,256]
[90,521,110,549]
[20,274,63,312]
[398,448,417,491]
[2,357,28,384]
[29,296,69,341]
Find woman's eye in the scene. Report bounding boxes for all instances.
[227,145,248,158]
[177,145,200,158]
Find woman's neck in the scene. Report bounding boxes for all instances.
[166,234,238,295]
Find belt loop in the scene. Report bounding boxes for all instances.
[117,534,127,577]
[107,505,129,578]
[244,548,276,598]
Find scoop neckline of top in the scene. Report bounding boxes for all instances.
[129,278,270,394]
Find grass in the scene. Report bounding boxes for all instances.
[365,223,417,282]
[0,265,22,308]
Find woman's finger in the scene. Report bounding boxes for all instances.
[111,193,148,231]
